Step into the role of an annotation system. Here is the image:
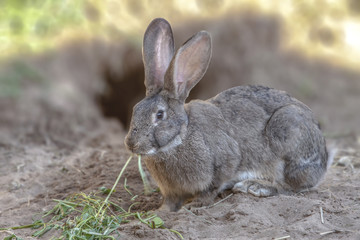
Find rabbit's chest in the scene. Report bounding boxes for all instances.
[144,144,213,195]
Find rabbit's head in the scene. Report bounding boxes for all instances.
[125,18,212,155]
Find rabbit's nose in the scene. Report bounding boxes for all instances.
[124,135,136,152]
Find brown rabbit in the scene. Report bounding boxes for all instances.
[125,18,328,212]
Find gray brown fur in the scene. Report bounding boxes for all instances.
[125,18,328,212]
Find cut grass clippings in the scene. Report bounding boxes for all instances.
[1,155,183,240]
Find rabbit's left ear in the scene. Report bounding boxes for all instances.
[164,31,212,101]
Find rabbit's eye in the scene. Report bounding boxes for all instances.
[156,110,164,120]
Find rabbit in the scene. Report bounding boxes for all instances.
[125,18,328,212]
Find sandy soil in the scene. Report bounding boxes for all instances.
[1,14,360,239]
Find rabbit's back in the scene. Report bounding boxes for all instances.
[210,85,313,130]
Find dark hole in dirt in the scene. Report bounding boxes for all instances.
[97,47,145,129]
[99,67,143,128]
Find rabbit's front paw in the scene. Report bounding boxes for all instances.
[160,198,186,212]
[233,179,278,197]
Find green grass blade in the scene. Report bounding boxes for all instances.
[96,155,133,218]
[137,155,153,194]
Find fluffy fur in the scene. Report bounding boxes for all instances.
[125,18,328,212]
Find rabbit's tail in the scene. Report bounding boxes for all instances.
[326,145,337,170]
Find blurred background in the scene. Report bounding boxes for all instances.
[1,0,360,137]
[1,0,360,64]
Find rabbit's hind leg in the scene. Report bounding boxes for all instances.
[265,104,328,192]
[232,179,278,197]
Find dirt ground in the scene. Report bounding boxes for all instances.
[1,14,360,239]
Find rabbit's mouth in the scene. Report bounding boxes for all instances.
[132,145,158,155]
[124,137,141,153]
[124,138,158,155]
[133,147,157,156]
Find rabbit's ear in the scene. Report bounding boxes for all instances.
[143,18,175,96]
[164,31,211,101]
